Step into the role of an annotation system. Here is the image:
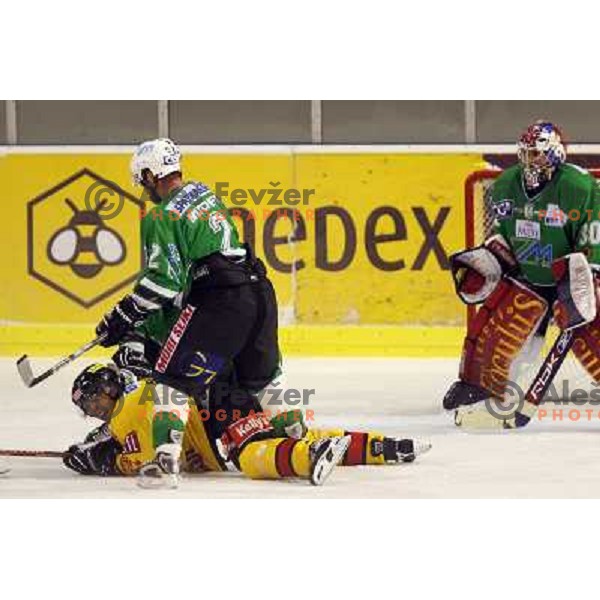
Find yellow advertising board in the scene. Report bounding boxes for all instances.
[0,150,486,356]
[291,153,480,324]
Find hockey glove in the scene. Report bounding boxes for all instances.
[83,423,112,444]
[450,234,518,304]
[96,295,149,347]
[113,340,153,379]
[63,437,122,476]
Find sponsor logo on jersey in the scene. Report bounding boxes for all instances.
[155,304,196,373]
[544,204,567,227]
[123,431,141,454]
[166,183,215,218]
[515,220,541,240]
[524,203,536,220]
[227,413,273,449]
[493,199,514,220]
[516,241,553,266]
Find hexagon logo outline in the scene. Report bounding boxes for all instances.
[27,168,145,308]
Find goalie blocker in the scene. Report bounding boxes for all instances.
[445,241,600,418]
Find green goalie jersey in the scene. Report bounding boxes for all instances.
[133,181,246,309]
[490,163,600,285]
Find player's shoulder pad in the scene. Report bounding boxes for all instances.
[490,165,520,197]
[558,163,596,189]
[496,164,521,182]
[165,182,214,213]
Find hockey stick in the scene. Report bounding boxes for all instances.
[16,333,107,388]
[0,449,65,458]
[456,328,574,429]
[508,328,574,428]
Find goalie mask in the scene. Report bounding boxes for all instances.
[72,363,123,421]
[517,121,566,192]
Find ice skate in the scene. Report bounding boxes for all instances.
[309,435,351,486]
[137,447,180,490]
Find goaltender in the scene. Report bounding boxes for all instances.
[445,121,600,426]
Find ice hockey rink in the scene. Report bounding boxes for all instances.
[2,355,600,499]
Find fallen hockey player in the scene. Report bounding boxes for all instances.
[63,362,431,488]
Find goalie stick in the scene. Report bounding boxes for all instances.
[16,333,107,388]
[508,328,574,428]
[456,328,574,429]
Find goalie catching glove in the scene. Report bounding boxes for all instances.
[450,234,518,305]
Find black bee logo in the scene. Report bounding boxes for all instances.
[47,198,126,278]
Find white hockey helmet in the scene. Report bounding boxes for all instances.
[130,138,182,186]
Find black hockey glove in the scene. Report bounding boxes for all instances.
[83,423,112,444]
[96,295,149,347]
[63,437,122,476]
[112,343,153,379]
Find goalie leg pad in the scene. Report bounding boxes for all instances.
[572,316,600,383]
[459,277,548,399]
[561,267,600,382]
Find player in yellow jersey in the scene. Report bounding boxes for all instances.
[65,363,350,487]
[64,363,431,488]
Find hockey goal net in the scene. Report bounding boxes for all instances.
[464,168,600,400]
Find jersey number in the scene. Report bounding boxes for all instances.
[579,222,600,246]
[208,213,243,257]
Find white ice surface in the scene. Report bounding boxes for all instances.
[1,357,600,498]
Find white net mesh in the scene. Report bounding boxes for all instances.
[465,169,600,400]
